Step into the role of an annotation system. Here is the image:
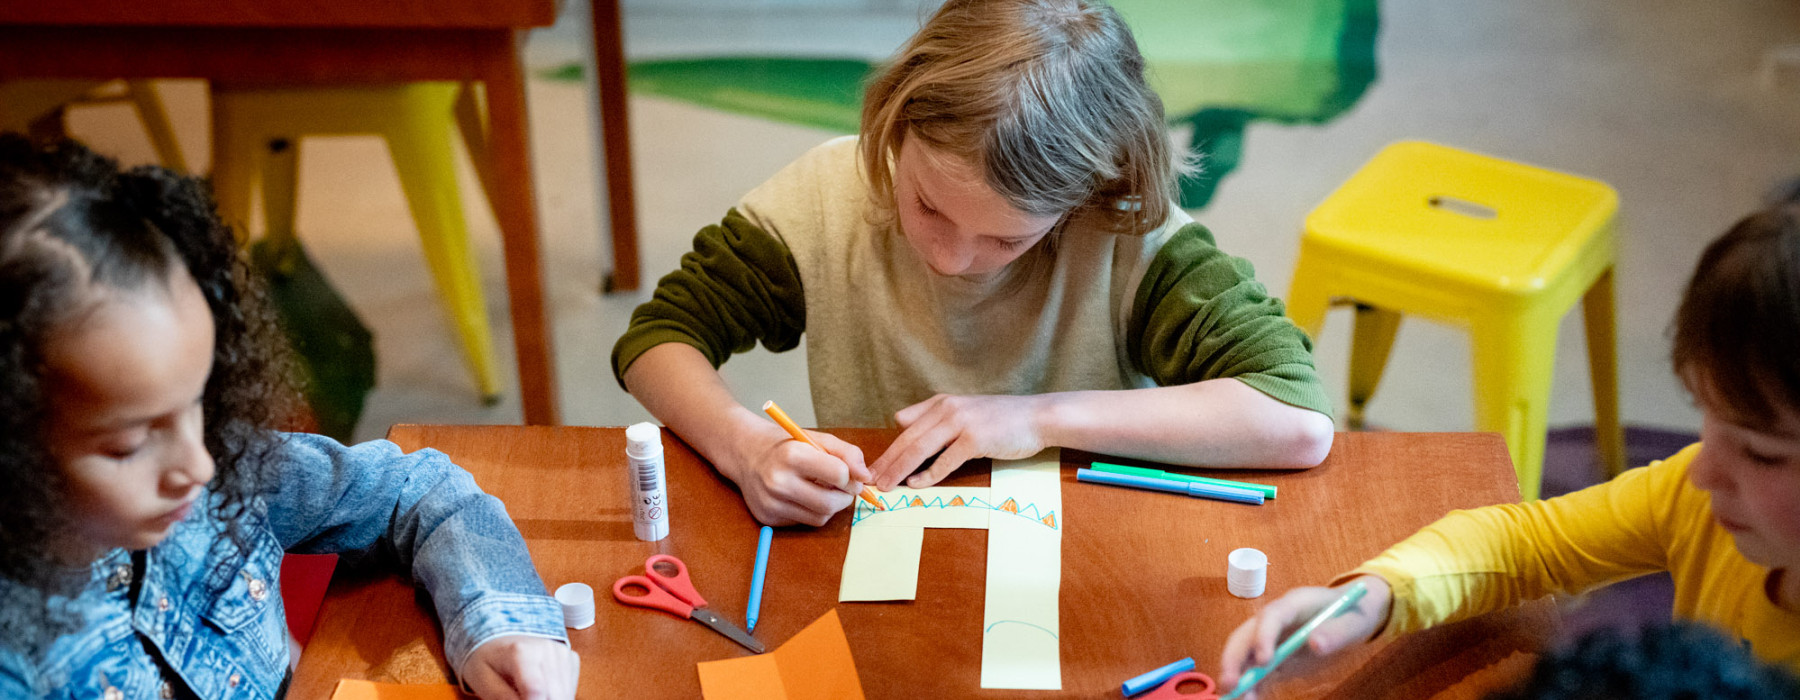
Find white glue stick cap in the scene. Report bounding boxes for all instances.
[626,422,661,459]
[1227,547,1268,599]
[554,582,596,629]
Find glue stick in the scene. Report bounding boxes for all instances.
[625,422,669,541]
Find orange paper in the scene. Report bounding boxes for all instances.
[696,609,865,700]
[330,680,464,700]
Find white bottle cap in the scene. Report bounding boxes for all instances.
[554,582,596,629]
[1227,547,1268,599]
[626,422,662,459]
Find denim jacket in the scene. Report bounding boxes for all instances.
[0,432,568,700]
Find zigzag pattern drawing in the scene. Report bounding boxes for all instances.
[853,493,1059,530]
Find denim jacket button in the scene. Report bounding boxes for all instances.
[110,564,132,590]
[228,673,241,687]
[102,686,122,700]
[247,576,267,602]
[160,681,175,699]
[157,595,171,611]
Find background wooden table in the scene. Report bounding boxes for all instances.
[291,426,1555,698]
[0,1,586,425]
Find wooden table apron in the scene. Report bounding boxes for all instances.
[0,4,563,424]
[290,426,1556,699]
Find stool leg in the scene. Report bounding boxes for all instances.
[384,95,504,403]
[209,97,257,244]
[1284,253,1331,338]
[1347,304,1402,430]
[125,81,189,175]
[1583,267,1626,478]
[259,136,301,263]
[1472,315,1560,500]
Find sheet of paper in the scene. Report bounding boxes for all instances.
[838,525,924,601]
[981,449,1064,690]
[697,609,866,700]
[852,487,991,529]
[330,680,463,700]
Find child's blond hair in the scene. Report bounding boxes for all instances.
[860,0,1183,236]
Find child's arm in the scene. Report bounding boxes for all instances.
[624,342,871,526]
[261,433,574,696]
[871,222,1335,489]
[1216,447,1691,692]
[613,209,872,526]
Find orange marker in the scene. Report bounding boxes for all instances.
[762,400,884,511]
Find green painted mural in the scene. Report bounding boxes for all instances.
[558,0,1379,208]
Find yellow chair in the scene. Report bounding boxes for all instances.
[210,82,501,403]
[0,80,189,174]
[1286,141,1625,499]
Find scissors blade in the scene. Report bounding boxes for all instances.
[691,608,767,653]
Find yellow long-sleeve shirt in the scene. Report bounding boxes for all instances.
[1347,443,1800,672]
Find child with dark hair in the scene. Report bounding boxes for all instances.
[1486,622,1800,700]
[0,133,577,700]
[1218,199,1800,695]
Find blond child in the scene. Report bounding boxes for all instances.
[613,0,1335,526]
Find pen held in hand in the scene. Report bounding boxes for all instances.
[1220,580,1370,700]
[762,400,885,511]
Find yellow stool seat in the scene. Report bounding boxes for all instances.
[210,82,501,403]
[1287,141,1625,499]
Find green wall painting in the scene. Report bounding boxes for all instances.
[561,0,1378,208]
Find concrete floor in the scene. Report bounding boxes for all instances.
[59,0,1800,449]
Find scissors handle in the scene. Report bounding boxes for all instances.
[1144,672,1219,700]
[612,575,695,618]
[643,554,708,608]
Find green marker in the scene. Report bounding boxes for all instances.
[1220,580,1369,700]
[1090,463,1277,499]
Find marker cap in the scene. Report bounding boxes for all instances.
[1227,548,1268,599]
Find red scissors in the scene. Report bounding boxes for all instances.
[612,554,767,653]
[1143,671,1220,699]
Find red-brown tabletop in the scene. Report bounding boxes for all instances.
[289,426,1554,699]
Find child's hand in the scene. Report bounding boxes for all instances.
[1217,576,1393,698]
[462,634,580,700]
[730,422,871,526]
[869,394,1050,490]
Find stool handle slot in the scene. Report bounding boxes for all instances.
[1427,195,1498,220]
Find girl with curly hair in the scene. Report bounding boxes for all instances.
[0,134,577,700]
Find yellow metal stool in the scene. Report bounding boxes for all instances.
[210,82,501,403]
[1286,141,1625,499]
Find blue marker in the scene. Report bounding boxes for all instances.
[747,525,773,633]
[1122,657,1195,696]
[1076,468,1265,505]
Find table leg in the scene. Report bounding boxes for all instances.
[591,0,640,292]
[481,34,561,425]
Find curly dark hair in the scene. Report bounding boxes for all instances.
[1486,622,1800,700]
[0,133,298,652]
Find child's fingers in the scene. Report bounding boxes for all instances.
[904,438,971,489]
[462,659,523,700]
[873,413,955,490]
[1218,614,1263,685]
[894,394,945,429]
[813,432,871,484]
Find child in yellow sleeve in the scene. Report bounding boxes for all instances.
[1219,199,1800,693]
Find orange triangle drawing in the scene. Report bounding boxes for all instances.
[1001,498,1018,513]
[1040,513,1056,528]
[910,497,925,507]
[949,496,966,507]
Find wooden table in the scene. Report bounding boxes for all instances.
[0,1,597,425]
[291,426,1555,698]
